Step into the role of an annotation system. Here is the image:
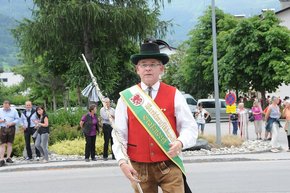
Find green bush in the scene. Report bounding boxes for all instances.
[12,131,25,157]
[48,109,86,127]
[244,100,253,109]
[49,124,83,145]
[49,135,107,156]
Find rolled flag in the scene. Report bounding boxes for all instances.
[81,83,99,102]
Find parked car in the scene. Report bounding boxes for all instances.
[182,93,197,115]
[197,99,228,122]
[55,107,87,113]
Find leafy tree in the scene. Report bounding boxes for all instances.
[171,7,238,99]
[220,11,290,104]
[13,0,171,110]
[162,43,187,89]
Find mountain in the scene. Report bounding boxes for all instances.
[0,13,18,69]
[0,0,34,70]
[0,0,283,68]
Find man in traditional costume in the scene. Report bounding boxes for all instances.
[112,39,198,193]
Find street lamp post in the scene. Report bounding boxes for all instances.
[211,0,221,145]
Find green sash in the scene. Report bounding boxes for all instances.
[120,85,185,174]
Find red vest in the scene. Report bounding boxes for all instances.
[127,82,177,162]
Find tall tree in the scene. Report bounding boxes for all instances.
[13,0,170,110]
[220,11,290,104]
[170,7,238,99]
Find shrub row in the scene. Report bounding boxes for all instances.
[49,136,108,156]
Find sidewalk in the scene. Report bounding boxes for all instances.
[1,151,289,173]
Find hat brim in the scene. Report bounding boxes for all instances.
[130,53,169,65]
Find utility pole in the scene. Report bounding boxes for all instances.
[211,0,221,145]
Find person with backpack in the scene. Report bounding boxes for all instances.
[20,101,41,161]
[80,104,99,162]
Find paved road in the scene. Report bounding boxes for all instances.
[204,120,288,149]
[1,160,289,193]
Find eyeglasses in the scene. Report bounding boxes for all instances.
[138,63,161,68]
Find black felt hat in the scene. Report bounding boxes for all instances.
[130,42,169,65]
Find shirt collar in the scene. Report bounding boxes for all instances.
[4,108,11,112]
[140,81,160,91]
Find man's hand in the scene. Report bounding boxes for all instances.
[120,162,140,183]
[168,140,183,158]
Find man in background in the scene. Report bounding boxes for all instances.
[0,100,19,167]
[20,101,41,161]
[100,98,115,161]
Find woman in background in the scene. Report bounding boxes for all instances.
[265,96,282,153]
[282,100,290,152]
[195,103,210,135]
[80,104,99,162]
[252,100,263,140]
[34,106,49,162]
[237,103,249,140]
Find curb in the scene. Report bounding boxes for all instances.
[1,151,289,173]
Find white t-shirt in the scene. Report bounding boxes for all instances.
[195,108,208,124]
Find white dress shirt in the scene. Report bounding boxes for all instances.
[112,81,198,162]
[100,107,115,125]
[20,109,37,128]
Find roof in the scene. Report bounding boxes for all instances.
[197,98,225,102]
[275,6,290,14]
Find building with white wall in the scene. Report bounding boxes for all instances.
[277,0,290,29]
[267,0,290,99]
[0,72,23,87]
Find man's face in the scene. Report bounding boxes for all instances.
[3,102,10,110]
[136,59,164,86]
[25,102,32,110]
[105,100,110,108]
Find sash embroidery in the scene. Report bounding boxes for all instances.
[120,85,185,174]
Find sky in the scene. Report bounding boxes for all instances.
[160,0,281,44]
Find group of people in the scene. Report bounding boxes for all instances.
[1,37,289,192]
[230,96,290,153]
[0,100,49,167]
[0,98,117,167]
[0,39,198,192]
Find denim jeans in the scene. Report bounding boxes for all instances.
[197,123,205,133]
[35,133,49,161]
[232,121,238,135]
[265,118,282,132]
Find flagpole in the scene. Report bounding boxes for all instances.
[81,54,144,193]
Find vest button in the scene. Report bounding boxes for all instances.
[151,152,154,156]
[150,143,154,146]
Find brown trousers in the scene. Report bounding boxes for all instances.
[131,160,184,193]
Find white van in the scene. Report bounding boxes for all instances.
[182,93,197,115]
[197,98,228,122]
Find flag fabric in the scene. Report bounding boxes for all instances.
[81,83,99,102]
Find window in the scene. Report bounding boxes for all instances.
[202,101,215,108]
[186,98,197,105]
[221,101,226,108]
[0,78,8,82]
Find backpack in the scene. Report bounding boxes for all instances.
[23,109,36,128]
